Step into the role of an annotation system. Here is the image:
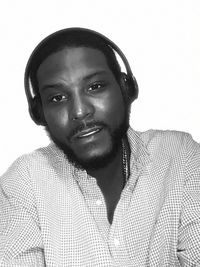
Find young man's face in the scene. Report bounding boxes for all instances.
[37,46,129,169]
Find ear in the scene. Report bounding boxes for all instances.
[30,96,47,126]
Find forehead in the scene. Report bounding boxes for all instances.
[37,46,111,83]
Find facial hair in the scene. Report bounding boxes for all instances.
[45,113,129,171]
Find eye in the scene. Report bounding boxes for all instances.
[88,82,105,92]
[51,94,68,103]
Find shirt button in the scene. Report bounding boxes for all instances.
[96,199,102,206]
[113,238,120,247]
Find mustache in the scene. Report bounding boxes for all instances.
[68,121,108,140]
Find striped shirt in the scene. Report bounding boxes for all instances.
[0,128,200,266]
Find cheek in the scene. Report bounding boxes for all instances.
[95,94,125,122]
[44,108,70,131]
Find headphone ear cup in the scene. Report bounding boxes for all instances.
[30,96,46,126]
[120,72,139,103]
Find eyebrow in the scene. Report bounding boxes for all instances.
[82,70,108,81]
[40,83,65,92]
[40,70,108,92]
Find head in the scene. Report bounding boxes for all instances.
[25,28,138,170]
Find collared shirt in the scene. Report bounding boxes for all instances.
[0,128,200,266]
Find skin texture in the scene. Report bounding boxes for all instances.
[37,46,130,223]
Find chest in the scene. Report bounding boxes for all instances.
[33,154,185,266]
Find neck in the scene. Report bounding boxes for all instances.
[87,136,130,193]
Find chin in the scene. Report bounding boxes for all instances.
[73,144,119,171]
[47,131,120,171]
[45,115,129,171]
[74,141,117,170]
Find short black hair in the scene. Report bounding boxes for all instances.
[28,29,122,98]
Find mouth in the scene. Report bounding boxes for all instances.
[72,126,103,139]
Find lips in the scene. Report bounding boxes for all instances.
[72,126,103,139]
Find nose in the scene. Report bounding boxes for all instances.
[70,94,94,121]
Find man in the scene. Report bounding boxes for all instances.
[0,28,200,266]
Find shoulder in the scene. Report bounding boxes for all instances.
[133,128,199,158]
[0,143,69,203]
[139,129,190,143]
[0,143,66,185]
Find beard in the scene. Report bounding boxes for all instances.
[45,113,129,171]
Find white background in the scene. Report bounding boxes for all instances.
[0,0,199,175]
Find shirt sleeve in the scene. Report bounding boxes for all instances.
[177,134,200,266]
[0,156,45,266]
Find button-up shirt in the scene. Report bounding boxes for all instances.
[0,128,200,266]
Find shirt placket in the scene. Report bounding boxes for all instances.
[75,172,111,242]
[108,181,135,266]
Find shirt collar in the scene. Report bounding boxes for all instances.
[127,127,152,170]
[47,142,88,181]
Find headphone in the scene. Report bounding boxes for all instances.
[24,27,139,125]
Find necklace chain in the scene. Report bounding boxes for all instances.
[122,140,129,184]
